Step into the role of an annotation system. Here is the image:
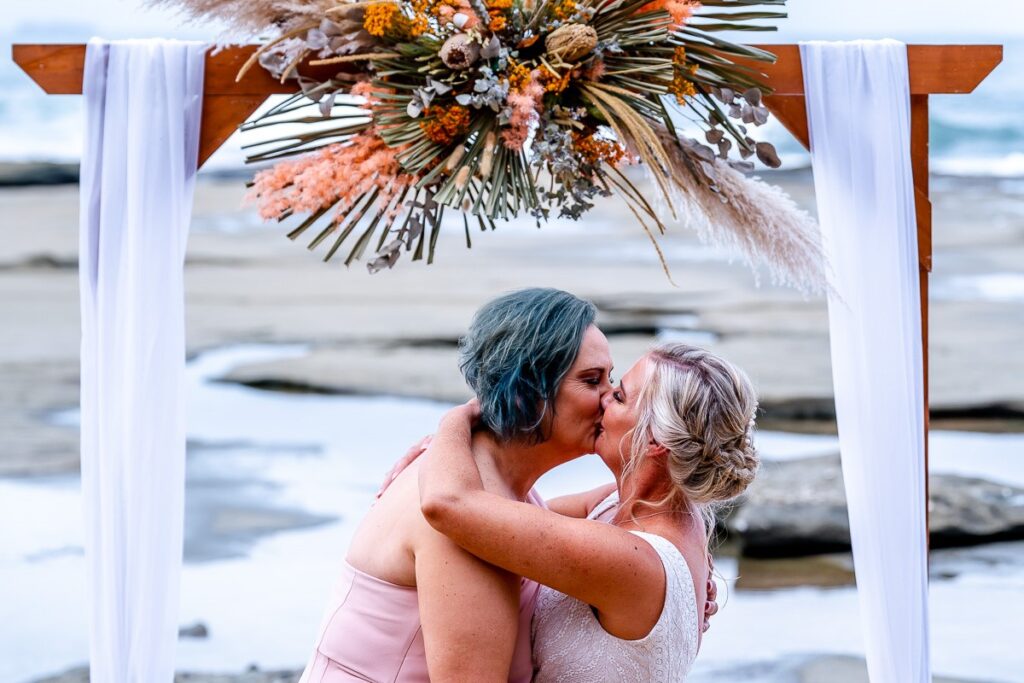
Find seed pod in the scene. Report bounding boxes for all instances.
[544,24,598,63]
[440,33,480,70]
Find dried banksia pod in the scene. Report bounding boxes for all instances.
[439,33,480,70]
[544,24,598,62]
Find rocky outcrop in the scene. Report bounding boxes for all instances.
[728,455,1024,557]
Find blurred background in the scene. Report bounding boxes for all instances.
[1,1,1022,681]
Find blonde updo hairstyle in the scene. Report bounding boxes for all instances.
[621,343,760,530]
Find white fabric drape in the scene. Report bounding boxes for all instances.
[80,39,205,682]
[801,40,931,682]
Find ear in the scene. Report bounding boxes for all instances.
[647,441,668,458]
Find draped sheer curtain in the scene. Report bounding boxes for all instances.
[79,39,205,682]
[801,39,931,682]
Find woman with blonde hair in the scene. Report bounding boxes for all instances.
[419,342,760,681]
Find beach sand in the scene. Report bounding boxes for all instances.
[2,169,1022,476]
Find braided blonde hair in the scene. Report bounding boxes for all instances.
[621,343,759,531]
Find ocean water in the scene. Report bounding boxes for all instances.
[1,344,1022,682]
[2,30,1022,179]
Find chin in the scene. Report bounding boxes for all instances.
[594,444,617,473]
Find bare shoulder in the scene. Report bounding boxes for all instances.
[346,457,521,587]
[346,459,426,586]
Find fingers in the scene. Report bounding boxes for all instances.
[377,435,433,498]
[704,599,719,618]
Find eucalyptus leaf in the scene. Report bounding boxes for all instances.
[428,78,452,94]
[742,87,762,106]
[755,141,781,168]
[407,217,424,242]
[481,35,501,59]
[716,137,732,158]
[318,93,336,118]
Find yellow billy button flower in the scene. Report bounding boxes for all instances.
[363,3,399,37]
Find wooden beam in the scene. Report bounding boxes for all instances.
[15,43,1003,98]
[749,44,1002,95]
[11,44,358,167]
[12,44,355,96]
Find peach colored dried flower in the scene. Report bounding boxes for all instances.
[249,131,415,224]
[501,73,543,151]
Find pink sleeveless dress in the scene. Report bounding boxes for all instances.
[298,489,546,683]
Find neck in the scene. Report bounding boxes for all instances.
[472,430,568,500]
[613,454,678,523]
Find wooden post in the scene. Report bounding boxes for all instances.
[911,94,932,533]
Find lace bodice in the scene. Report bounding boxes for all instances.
[531,493,700,682]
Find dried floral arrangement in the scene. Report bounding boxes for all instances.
[158,0,824,289]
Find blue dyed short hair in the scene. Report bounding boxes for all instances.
[459,288,597,445]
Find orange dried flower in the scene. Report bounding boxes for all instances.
[669,47,697,102]
[573,132,627,167]
[489,0,514,9]
[364,3,399,36]
[420,104,471,145]
[489,14,507,31]
[551,0,577,20]
[671,68,699,101]
[536,65,570,94]
[507,60,532,93]
[409,13,430,36]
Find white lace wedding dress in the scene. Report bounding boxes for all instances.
[531,492,700,682]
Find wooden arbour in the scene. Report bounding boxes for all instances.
[12,42,1003,531]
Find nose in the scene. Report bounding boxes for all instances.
[600,383,615,411]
